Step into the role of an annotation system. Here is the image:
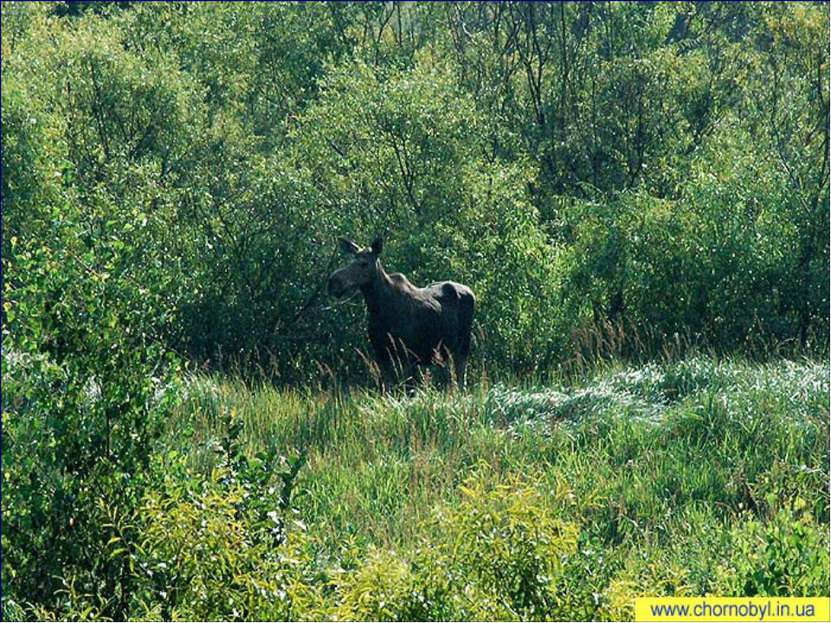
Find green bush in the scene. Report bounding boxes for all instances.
[3,2,827,379]
[333,549,427,621]
[126,455,321,621]
[331,472,580,621]
[598,505,829,620]
[1,346,180,619]
[428,474,580,619]
[727,505,829,597]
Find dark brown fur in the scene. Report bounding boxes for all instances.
[328,237,475,389]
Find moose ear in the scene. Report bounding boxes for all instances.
[339,238,360,255]
[371,237,383,255]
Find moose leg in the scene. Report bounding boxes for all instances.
[377,354,416,394]
[454,292,474,390]
[436,346,455,389]
[379,361,397,393]
[371,334,404,393]
[370,346,396,393]
[453,355,467,390]
[403,365,420,395]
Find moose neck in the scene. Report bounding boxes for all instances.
[360,262,395,316]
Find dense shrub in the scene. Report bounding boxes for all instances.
[126,454,320,621]
[5,355,828,620]
[727,505,829,597]
[4,2,826,382]
[558,125,828,353]
[1,346,180,619]
[2,13,187,613]
[331,472,580,621]
[600,505,829,620]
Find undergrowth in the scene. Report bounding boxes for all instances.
[4,357,829,620]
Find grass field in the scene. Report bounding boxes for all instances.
[129,356,829,620]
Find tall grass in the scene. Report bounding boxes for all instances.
[166,356,829,564]
[13,355,823,620]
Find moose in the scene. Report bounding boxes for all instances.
[327,237,475,390]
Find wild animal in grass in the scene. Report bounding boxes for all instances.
[327,237,475,391]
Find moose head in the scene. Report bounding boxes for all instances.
[327,237,384,299]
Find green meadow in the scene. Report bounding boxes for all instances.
[13,356,825,620]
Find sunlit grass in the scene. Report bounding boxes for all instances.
[165,356,829,561]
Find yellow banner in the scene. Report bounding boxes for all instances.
[635,597,830,622]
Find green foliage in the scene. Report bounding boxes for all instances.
[2,165,183,617]
[2,1,829,619]
[5,1,826,381]
[429,474,580,619]
[727,504,829,597]
[333,474,579,621]
[2,10,187,616]
[599,503,829,620]
[5,354,829,619]
[124,357,823,621]
[333,548,424,621]
[126,454,320,621]
[2,346,180,618]
[559,121,829,353]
